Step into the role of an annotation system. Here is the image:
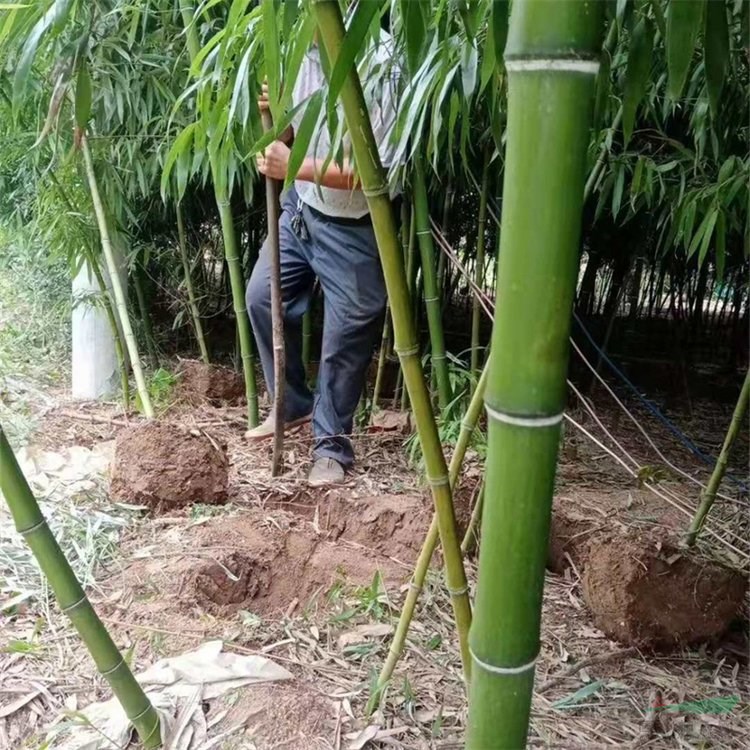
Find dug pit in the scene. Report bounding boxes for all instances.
[109,421,228,512]
[182,512,411,616]
[583,530,747,647]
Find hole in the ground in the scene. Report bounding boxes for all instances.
[191,552,272,610]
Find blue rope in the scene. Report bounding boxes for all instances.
[572,312,746,490]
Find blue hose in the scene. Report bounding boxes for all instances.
[572,312,747,490]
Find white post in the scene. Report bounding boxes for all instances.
[71,261,119,399]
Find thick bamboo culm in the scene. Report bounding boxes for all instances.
[311,0,472,678]
[0,427,161,747]
[686,369,750,545]
[414,157,451,410]
[375,360,490,697]
[467,1,604,746]
[81,135,154,419]
[261,108,286,476]
[176,204,210,364]
[180,1,259,427]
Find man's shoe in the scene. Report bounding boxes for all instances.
[308,457,345,487]
[244,412,312,441]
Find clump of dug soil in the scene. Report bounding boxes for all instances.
[583,530,747,647]
[110,421,228,512]
[176,359,245,406]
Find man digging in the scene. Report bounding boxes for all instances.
[245,32,400,487]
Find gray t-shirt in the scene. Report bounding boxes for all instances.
[291,36,400,219]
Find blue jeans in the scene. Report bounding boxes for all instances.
[246,187,387,467]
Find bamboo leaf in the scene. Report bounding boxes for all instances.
[280,10,316,111]
[697,207,718,265]
[491,0,509,65]
[630,156,644,206]
[552,680,606,709]
[12,6,56,107]
[704,0,729,118]
[161,123,195,200]
[461,41,478,100]
[284,90,323,189]
[612,163,625,218]
[622,18,653,145]
[74,61,91,130]
[401,0,427,76]
[714,210,726,279]
[53,0,73,34]
[282,0,300,39]
[666,0,705,101]
[458,0,481,40]
[687,206,716,257]
[261,0,281,119]
[328,0,382,108]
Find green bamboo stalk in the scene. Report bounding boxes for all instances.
[470,157,490,377]
[401,203,418,412]
[686,369,750,545]
[216,197,259,426]
[312,0,472,678]
[0,427,161,747]
[81,136,154,419]
[467,2,604,746]
[180,2,259,427]
[47,170,130,407]
[373,360,490,702]
[132,251,158,368]
[371,306,391,412]
[176,204,210,364]
[88,256,131,409]
[414,157,451,411]
[461,479,485,556]
[436,183,453,309]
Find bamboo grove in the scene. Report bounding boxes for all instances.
[0,0,748,746]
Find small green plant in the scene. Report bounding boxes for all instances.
[136,367,177,414]
[405,353,486,469]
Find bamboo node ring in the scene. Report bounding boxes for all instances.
[61,595,87,614]
[426,475,449,487]
[416,230,432,236]
[394,344,420,357]
[409,582,423,593]
[100,656,125,677]
[485,404,563,428]
[447,585,469,597]
[20,519,47,536]
[424,296,440,303]
[504,59,600,75]
[470,647,538,675]
[129,702,156,723]
[363,184,389,197]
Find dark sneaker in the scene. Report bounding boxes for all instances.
[308,457,345,487]
[244,412,312,441]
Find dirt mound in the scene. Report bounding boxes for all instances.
[267,490,432,561]
[214,682,336,749]
[176,359,245,406]
[547,499,601,574]
[184,513,409,616]
[109,421,228,512]
[583,531,747,647]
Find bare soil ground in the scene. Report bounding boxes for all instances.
[1,372,748,749]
